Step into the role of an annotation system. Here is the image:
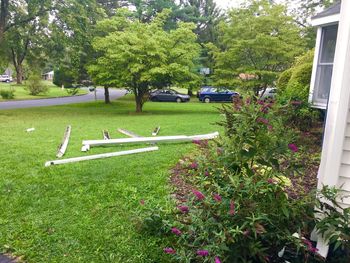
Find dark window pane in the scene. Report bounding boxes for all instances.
[320,24,338,63]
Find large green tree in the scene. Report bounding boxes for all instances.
[209,0,306,95]
[88,10,200,112]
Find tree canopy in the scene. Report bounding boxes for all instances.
[88,10,200,112]
[208,0,306,95]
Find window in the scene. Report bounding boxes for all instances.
[313,24,338,106]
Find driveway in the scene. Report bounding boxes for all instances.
[0,88,127,110]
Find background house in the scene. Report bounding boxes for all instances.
[42,70,54,81]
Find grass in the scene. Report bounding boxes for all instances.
[0,81,88,101]
[0,96,222,262]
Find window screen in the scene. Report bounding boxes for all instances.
[313,24,338,105]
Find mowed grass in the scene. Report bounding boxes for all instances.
[0,96,222,263]
[0,81,87,101]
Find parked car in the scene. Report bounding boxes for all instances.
[149,89,190,103]
[198,86,240,103]
[259,87,277,100]
[0,75,13,83]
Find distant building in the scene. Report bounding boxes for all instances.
[42,71,54,81]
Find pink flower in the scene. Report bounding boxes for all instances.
[257,100,265,105]
[164,247,176,254]
[171,227,182,236]
[193,190,205,200]
[288,143,298,152]
[229,200,235,215]
[213,193,222,202]
[256,117,269,125]
[204,171,209,177]
[178,205,189,213]
[140,199,145,205]
[190,162,198,169]
[197,250,209,256]
[246,98,251,105]
[215,256,221,263]
[267,125,273,131]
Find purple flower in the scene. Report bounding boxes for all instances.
[256,117,269,125]
[213,193,222,202]
[192,139,201,145]
[215,256,221,263]
[246,98,251,105]
[164,247,176,254]
[178,205,189,214]
[303,239,318,253]
[204,171,209,177]
[171,227,182,236]
[243,230,250,236]
[217,147,223,155]
[288,143,298,152]
[267,178,277,184]
[190,162,198,169]
[257,100,265,105]
[193,190,205,200]
[267,125,273,131]
[229,200,235,215]
[197,250,209,256]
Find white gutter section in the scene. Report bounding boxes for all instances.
[46,146,159,166]
[82,132,219,148]
[56,125,71,158]
[316,0,350,257]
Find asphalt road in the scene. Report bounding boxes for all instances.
[0,88,127,110]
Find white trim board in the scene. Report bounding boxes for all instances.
[311,14,340,27]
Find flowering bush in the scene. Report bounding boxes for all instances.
[155,98,325,262]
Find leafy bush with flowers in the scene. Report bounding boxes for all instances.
[149,97,328,263]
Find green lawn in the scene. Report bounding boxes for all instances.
[0,96,221,263]
[0,81,88,101]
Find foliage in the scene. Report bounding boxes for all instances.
[0,88,15,99]
[277,50,319,131]
[53,68,75,88]
[89,10,201,112]
[286,0,334,48]
[25,73,49,96]
[208,0,306,95]
[154,98,324,262]
[316,186,350,260]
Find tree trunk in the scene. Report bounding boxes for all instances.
[16,64,23,84]
[135,92,143,113]
[187,89,193,96]
[104,86,110,104]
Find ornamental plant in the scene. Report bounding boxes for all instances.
[157,97,324,262]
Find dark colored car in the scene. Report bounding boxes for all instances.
[198,86,239,103]
[149,89,190,103]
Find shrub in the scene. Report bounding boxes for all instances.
[0,88,15,99]
[152,98,323,263]
[277,50,319,131]
[277,68,292,91]
[26,74,49,95]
